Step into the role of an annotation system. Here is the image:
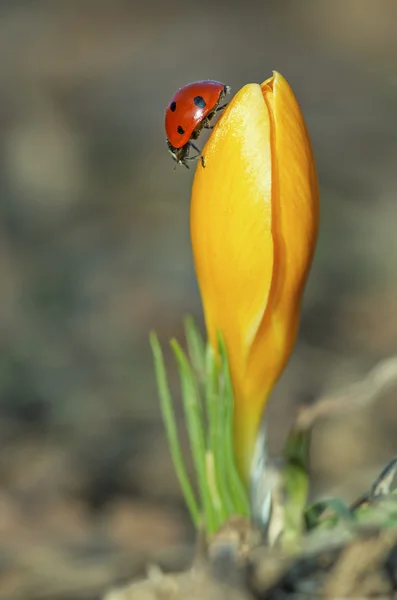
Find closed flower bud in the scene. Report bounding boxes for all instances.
[190,71,319,480]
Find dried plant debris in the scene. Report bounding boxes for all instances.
[295,354,397,431]
[104,563,251,600]
[248,526,397,599]
[103,523,397,600]
[104,456,397,600]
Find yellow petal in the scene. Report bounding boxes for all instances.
[191,83,274,379]
[190,72,319,481]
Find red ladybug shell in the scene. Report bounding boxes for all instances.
[165,80,228,149]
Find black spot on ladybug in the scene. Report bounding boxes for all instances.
[170,101,176,112]
[194,96,206,108]
[177,125,185,135]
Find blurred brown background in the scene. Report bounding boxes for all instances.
[1,0,397,597]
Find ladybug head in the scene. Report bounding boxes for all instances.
[167,140,190,169]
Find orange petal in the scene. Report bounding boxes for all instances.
[244,72,319,461]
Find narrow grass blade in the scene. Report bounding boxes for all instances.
[218,334,250,516]
[207,341,235,518]
[149,332,200,526]
[171,339,217,534]
[205,450,223,531]
[184,316,206,384]
[205,344,218,455]
[204,344,228,525]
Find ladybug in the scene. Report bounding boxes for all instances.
[165,80,231,169]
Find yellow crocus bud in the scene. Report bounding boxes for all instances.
[190,71,319,481]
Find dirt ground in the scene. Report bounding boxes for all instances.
[0,1,397,598]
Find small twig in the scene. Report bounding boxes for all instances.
[258,355,397,545]
[296,355,397,431]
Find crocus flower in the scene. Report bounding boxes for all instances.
[190,71,319,481]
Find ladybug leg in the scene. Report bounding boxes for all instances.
[184,142,206,168]
[202,103,228,130]
[190,142,205,168]
[215,103,228,113]
[201,115,214,131]
[190,142,200,153]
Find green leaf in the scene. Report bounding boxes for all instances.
[184,316,206,384]
[204,344,228,526]
[282,428,311,546]
[151,319,251,535]
[218,333,250,517]
[149,332,200,526]
[171,339,217,534]
[305,498,353,530]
